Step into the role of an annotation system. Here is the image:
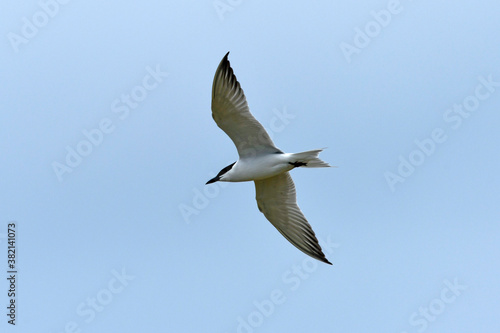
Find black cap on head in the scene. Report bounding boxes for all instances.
[205,162,236,185]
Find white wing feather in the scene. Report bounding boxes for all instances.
[254,172,332,264]
[211,52,282,158]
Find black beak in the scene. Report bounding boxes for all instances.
[206,176,220,185]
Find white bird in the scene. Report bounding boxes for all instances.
[206,52,332,265]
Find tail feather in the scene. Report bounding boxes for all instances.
[290,149,331,168]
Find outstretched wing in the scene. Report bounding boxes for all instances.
[211,52,281,158]
[254,172,332,264]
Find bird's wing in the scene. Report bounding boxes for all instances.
[211,52,281,158]
[254,172,332,264]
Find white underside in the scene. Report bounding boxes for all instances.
[222,153,295,182]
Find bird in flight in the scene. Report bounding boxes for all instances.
[206,52,332,265]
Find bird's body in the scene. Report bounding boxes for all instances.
[206,52,333,265]
[217,153,295,182]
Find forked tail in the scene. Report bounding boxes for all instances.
[290,149,331,168]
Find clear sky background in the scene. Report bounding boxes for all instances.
[1,1,499,332]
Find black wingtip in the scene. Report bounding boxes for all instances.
[318,253,332,265]
[216,52,231,72]
[319,256,333,265]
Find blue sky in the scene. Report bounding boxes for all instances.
[1,1,499,332]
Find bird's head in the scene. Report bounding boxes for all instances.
[206,162,236,184]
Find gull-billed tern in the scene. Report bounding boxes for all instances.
[206,52,332,265]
